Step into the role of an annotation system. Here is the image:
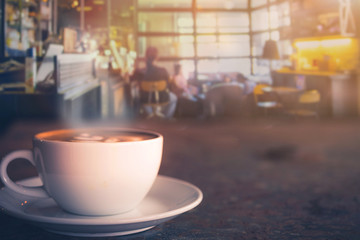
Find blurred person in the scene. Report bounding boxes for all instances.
[171,63,197,100]
[209,74,242,89]
[170,63,203,117]
[236,73,255,95]
[223,75,232,83]
[131,47,177,118]
[235,73,257,116]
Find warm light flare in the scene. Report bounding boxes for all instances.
[295,38,353,49]
[292,36,358,72]
[295,41,321,49]
[321,38,352,47]
[76,6,92,11]
[93,0,105,5]
[71,0,79,8]
[104,49,111,56]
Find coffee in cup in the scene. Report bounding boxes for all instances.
[0,128,163,216]
[41,130,155,143]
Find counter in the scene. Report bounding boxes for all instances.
[1,118,360,239]
[272,69,359,117]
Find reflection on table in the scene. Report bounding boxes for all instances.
[262,86,301,94]
[262,86,303,109]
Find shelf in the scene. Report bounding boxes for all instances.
[6,0,37,8]
[23,26,36,30]
[7,23,36,30]
[7,24,21,30]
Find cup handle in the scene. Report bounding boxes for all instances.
[1,150,49,198]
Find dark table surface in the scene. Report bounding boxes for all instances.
[1,118,360,240]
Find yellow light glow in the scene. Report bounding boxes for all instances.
[104,49,111,56]
[295,41,321,49]
[93,0,105,5]
[76,6,92,11]
[111,62,119,69]
[292,36,358,72]
[72,0,79,8]
[320,38,352,47]
[109,40,116,48]
[295,38,352,49]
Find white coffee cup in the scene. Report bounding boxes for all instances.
[0,128,163,216]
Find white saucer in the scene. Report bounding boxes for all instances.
[0,175,203,237]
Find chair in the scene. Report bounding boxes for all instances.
[286,90,320,119]
[253,83,282,116]
[205,83,244,117]
[139,80,170,118]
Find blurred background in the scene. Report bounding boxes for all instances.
[1,2,360,238]
[0,0,359,127]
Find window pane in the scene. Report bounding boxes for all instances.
[270,31,280,41]
[219,35,250,57]
[197,40,218,57]
[138,12,193,33]
[138,0,192,8]
[251,0,267,8]
[251,8,269,31]
[197,60,220,75]
[197,14,217,28]
[198,35,217,43]
[197,12,249,33]
[252,58,282,75]
[278,40,293,58]
[220,58,251,75]
[197,0,248,9]
[197,58,251,78]
[252,58,269,75]
[197,35,250,57]
[270,2,290,29]
[197,27,217,34]
[218,13,250,33]
[252,32,270,56]
[138,37,194,58]
[177,60,196,79]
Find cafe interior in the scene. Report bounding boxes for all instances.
[1,0,360,239]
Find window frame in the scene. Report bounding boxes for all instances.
[135,0,291,79]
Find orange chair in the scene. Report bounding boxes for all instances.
[139,80,170,118]
[286,90,320,119]
[253,83,282,116]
